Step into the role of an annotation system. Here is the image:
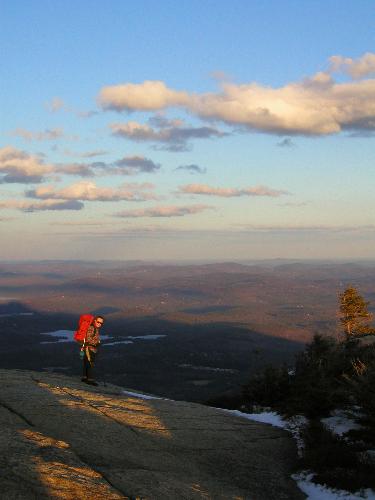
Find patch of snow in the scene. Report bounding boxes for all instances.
[224,408,374,499]
[126,335,166,340]
[293,472,375,499]
[40,330,166,345]
[40,330,111,343]
[285,415,308,457]
[179,363,237,373]
[122,390,163,400]
[42,367,70,372]
[103,340,134,346]
[223,409,288,429]
[0,312,34,317]
[321,409,362,437]
[40,330,75,343]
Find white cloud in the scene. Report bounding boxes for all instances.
[26,180,158,202]
[0,146,54,183]
[98,53,375,136]
[178,183,288,197]
[115,204,214,218]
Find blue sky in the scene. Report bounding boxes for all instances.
[1,1,374,260]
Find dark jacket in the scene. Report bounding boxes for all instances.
[85,325,100,352]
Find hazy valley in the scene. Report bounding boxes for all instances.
[1,260,375,403]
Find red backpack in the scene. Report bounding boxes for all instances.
[74,314,94,343]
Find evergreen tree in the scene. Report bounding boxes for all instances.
[339,286,373,339]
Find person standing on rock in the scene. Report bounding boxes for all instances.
[81,315,104,386]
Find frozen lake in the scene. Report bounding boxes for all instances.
[40,330,166,345]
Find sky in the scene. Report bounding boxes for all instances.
[1,0,374,261]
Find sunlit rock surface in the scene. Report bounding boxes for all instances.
[0,369,304,499]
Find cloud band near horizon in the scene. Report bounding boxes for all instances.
[178,184,289,197]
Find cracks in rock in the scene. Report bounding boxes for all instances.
[0,399,35,427]
[32,376,141,437]
[61,386,141,436]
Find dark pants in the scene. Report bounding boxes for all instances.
[82,348,97,380]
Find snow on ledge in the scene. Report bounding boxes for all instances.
[293,472,375,500]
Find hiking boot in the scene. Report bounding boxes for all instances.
[81,377,88,383]
[86,380,98,386]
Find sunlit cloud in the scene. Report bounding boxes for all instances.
[329,52,375,79]
[98,80,189,111]
[98,53,375,136]
[115,204,214,218]
[178,183,289,197]
[175,164,207,174]
[26,180,158,202]
[0,146,54,183]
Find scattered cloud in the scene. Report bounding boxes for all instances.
[110,119,226,152]
[76,110,98,118]
[26,180,158,202]
[12,127,65,141]
[45,97,66,112]
[0,199,83,212]
[49,220,122,226]
[210,70,233,82]
[45,97,98,118]
[62,149,108,158]
[98,53,375,136]
[175,164,207,174]
[238,224,375,233]
[115,155,160,173]
[277,138,295,148]
[329,52,375,79]
[58,155,160,177]
[178,183,289,197]
[58,163,97,177]
[0,146,54,183]
[98,80,189,111]
[279,201,308,207]
[115,204,214,218]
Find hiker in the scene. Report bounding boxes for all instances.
[81,315,104,386]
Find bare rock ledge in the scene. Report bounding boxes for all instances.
[0,369,305,499]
